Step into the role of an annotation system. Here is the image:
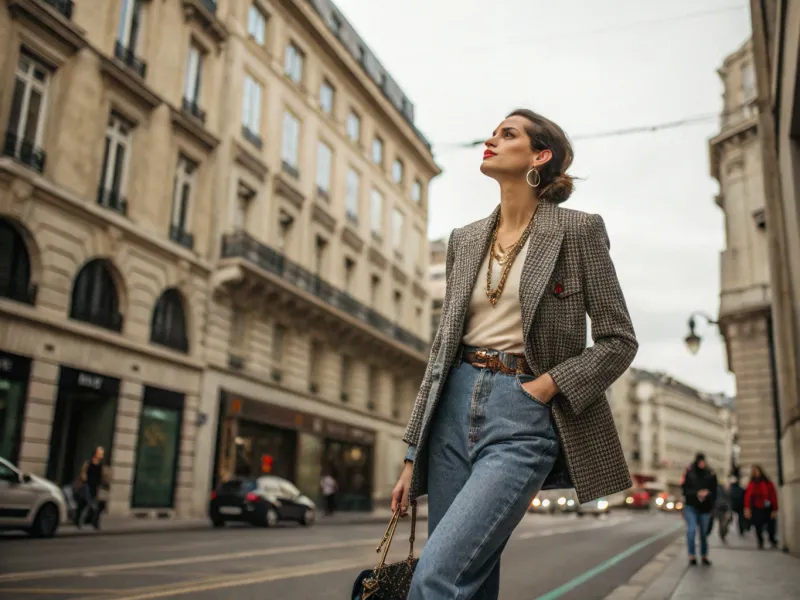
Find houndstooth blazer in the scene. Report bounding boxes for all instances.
[404,201,638,504]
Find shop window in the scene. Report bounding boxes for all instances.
[0,351,32,465]
[0,219,33,304]
[69,259,123,331]
[151,288,189,353]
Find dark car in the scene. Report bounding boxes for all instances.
[209,476,316,528]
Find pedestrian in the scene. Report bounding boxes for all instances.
[712,481,732,542]
[744,465,779,549]
[73,446,110,530]
[681,453,717,566]
[320,471,338,516]
[391,109,638,599]
[728,476,747,536]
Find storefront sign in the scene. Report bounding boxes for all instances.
[59,366,120,397]
[0,350,32,382]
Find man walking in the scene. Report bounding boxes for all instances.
[74,446,109,529]
[681,453,718,566]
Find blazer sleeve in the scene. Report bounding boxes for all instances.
[548,214,638,415]
[402,230,457,447]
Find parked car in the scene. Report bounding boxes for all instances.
[528,494,555,514]
[577,498,610,517]
[0,457,67,537]
[209,475,316,528]
[556,493,579,513]
[624,488,651,510]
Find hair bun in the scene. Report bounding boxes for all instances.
[542,173,575,204]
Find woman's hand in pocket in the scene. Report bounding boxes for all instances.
[391,462,413,516]
[520,373,559,404]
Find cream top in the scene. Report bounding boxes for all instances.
[461,237,529,354]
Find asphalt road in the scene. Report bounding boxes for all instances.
[0,510,681,599]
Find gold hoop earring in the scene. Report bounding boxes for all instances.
[526,168,541,188]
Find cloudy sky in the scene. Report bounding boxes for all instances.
[335,0,752,397]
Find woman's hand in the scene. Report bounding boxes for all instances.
[391,462,413,516]
[521,373,560,404]
[744,508,752,519]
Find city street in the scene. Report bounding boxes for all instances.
[0,511,680,599]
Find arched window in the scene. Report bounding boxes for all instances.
[0,219,33,304]
[151,288,188,352]
[70,259,122,331]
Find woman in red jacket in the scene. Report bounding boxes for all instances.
[744,465,778,549]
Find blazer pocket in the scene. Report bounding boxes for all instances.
[551,276,583,300]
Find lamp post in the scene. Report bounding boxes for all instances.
[683,312,719,355]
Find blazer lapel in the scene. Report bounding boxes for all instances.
[519,201,565,340]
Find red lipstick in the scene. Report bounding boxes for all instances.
[483,149,496,159]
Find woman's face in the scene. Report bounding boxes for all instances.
[480,115,552,181]
[752,466,761,478]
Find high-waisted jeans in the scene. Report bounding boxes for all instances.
[408,352,559,600]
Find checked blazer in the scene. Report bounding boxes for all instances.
[404,201,638,504]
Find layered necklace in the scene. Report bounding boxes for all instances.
[485,208,537,306]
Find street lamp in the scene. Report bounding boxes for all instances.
[683,312,719,355]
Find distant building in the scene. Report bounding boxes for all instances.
[607,368,735,496]
[709,38,779,483]
[428,237,448,335]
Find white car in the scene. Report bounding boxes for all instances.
[577,498,611,517]
[0,457,67,537]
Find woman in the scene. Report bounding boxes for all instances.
[744,465,778,549]
[392,109,638,599]
[681,453,717,566]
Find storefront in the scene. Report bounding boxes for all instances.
[47,366,120,486]
[214,391,375,510]
[0,350,32,464]
[131,387,184,509]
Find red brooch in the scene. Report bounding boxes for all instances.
[553,282,564,295]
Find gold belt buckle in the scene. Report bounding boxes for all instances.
[475,349,501,371]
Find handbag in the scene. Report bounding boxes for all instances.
[351,502,419,600]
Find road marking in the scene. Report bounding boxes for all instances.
[533,523,683,600]
[517,515,633,540]
[0,588,120,595]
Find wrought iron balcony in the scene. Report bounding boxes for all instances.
[182,97,206,123]
[43,0,73,18]
[170,225,195,250]
[3,132,46,173]
[114,41,147,78]
[97,187,128,216]
[221,231,428,354]
[242,125,262,149]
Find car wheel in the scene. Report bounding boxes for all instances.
[31,502,60,538]
[265,508,279,528]
[301,508,315,527]
[211,517,225,528]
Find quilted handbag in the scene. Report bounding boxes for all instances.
[351,502,418,600]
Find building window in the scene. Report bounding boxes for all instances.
[370,274,381,307]
[371,136,383,165]
[320,79,335,114]
[392,158,404,184]
[284,42,304,85]
[367,367,378,411]
[345,168,360,224]
[309,340,323,392]
[411,179,422,204]
[392,208,405,256]
[170,155,196,250]
[183,42,204,120]
[0,219,33,304]
[272,324,287,372]
[346,111,361,143]
[394,290,402,321]
[117,0,144,55]
[344,257,355,291]
[4,54,50,172]
[151,288,188,353]
[391,377,402,419]
[370,189,383,237]
[741,62,755,99]
[281,111,300,176]
[340,355,351,402]
[247,4,267,46]
[313,235,328,275]
[98,113,133,215]
[316,141,332,198]
[410,226,422,268]
[241,75,263,146]
[278,211,294,252]
[232,184,254,231]
[70,259,122,331]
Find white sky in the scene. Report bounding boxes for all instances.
[334,0,753,397]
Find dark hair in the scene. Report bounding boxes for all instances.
[507,108,575,204]
[752,464,770,481]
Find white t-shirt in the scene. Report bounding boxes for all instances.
[321,475,337,496]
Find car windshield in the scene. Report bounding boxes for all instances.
[218,479,256,494]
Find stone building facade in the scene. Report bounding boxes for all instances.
[607,369,734,496]
[709,39,779,482]
[0,0,437,518]
[427,237,447,335]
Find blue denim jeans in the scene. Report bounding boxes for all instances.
[684,505,711,557]
[408,356,559,600]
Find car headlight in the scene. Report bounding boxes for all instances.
[542,499,551,507]
[597,500,609,510]
[532,498,541,507]
[666,502,675,510]
[656,497,664,506]
[626,497,634,504]
[567,499,575,507]
[558,497,567,506]
[676,502,683,510]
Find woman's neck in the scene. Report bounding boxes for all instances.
[498,179,538,231]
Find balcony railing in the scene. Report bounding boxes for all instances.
[170,225,195,250]
[43,0,73,19]
[3,132,46,173]
[221,231,428,354]
[182,97,206,123]
[114,41,147,78]
[97,187,128,216]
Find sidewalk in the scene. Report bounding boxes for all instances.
[53,504,427,537]
[626,530,800,600]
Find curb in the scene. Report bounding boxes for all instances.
[604,538,684,600]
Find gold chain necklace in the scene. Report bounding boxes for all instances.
[485,210,536,306]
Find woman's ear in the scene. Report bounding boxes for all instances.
[533,149,553,169]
